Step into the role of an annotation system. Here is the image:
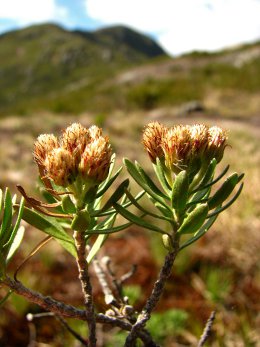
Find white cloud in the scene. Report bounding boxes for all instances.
[0,0,67,26]
[86,0,260,55]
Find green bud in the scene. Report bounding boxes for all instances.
[162,234,174,251]
[62,195,76,214]
[208,173,239,210]
[171,170,189,212]
[71,210,90,232]
[83,185,98,204]
[178,203,209,234]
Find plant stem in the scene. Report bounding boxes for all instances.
[1,276,158,345]
[2,276,87,319]
[124,237,179,346]
[73,230,96,347]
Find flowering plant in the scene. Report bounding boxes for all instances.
[0,122,243,347]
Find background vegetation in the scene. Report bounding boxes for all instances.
[0,23,259,346]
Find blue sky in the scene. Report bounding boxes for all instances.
[0,0,260,56]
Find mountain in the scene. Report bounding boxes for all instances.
[0,23,260,118]
[0,23,166,115]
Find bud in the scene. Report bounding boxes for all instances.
[189,124,209,156]
[161,125,192,173]
[142,122,166,162]
[45,148,76,187]
[79,136,112,184]
[206,126,228,163]
[162,234,174,251]
[89,125,103,140]
[33,134,59,166]
[61,123,90,165]
[71,209,91,232]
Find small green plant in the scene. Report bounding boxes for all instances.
[0,121,243,346]
[146,309,188,343]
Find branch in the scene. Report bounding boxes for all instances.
[1,277,158,346]
[2,276,87,320]
[73,230,96,347]
[197,311,216,347]
[124,237,179,346]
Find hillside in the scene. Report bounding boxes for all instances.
[0,23,166,115]
[0,23,260,117]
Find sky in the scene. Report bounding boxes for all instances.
[0,0,260,56]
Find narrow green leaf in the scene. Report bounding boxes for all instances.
[4,198,25,254]
[135,162,169,200]
[208,173,239,210]
[0,188,13,245]
[191,163,229,194]
[0,189,3,212]
[197,158,217,187]
[207,183,244,218]
[21,207,76,257]
[6,226,25,263]
[171,170,189,211]
[153,158,171,193]
[124,189,173,222]
[113,203,165,234]
[0,290,13,307]
[87,234,108,263]
[94,190,145,217]
[91,179,129,216]
[179,214,218,250]
[124,158,170,211]
[188,186,211,207]
[154,202,173,219]
[92,221,132,235]
[178,203,209,234]
[96,167,122,198]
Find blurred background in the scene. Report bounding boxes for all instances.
[0,1,259,346]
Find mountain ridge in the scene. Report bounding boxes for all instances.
[0,23,260,117]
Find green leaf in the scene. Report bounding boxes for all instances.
[171,170,189,211]
[154,202,173,219]
[178,203,209,234]
[96,167,122,198]
[200,159,217,186]
[6,226,25,263]
[208,173,239,210]
[92,221,132,235]
[0,189,3,212]
[3,197,25,256]
[188,186,211,208]
[71,210,90,233]
[135,162,169,200]
[113,202,165,234]
[61,195,76,214]
[124,158,170,211]
[124,189,173,222]
[91,179,129,216]
[207,183,244,218]
[87,234,108,263]
[21,207,76,257]
[0,290,13,307]
[0,188,13,245]
[191,162,229,194]
[179,214,218,250]
[153,158,171,193]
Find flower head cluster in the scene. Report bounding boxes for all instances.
[143,122,227,173]
[34,123,112,187]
